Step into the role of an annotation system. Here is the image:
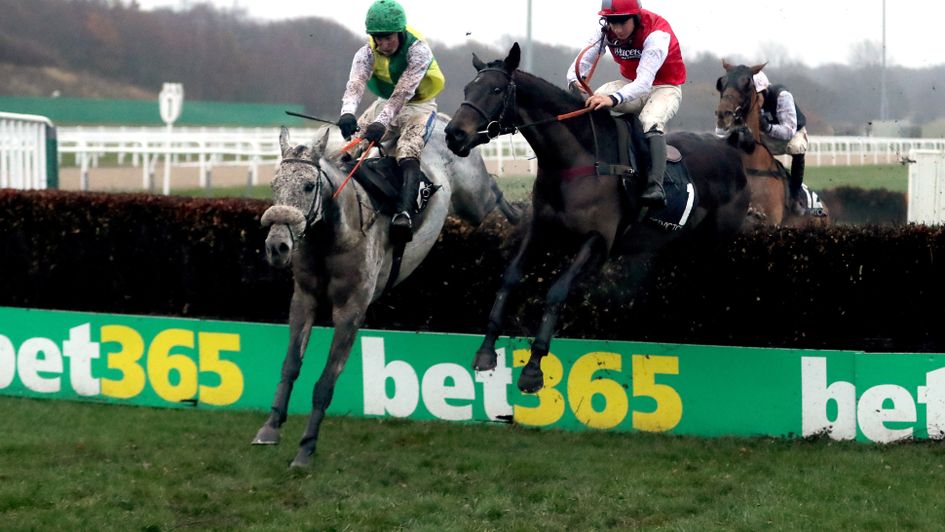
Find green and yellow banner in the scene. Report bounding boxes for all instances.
[2,306,944,443]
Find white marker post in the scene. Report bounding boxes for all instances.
[158,83,184,195]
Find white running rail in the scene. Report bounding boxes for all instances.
[56,126,945,189]
[0,112,55,189]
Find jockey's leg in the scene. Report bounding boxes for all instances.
[786,127,809,215]
[638,85,681,208]
[641,130,667,207]
[789,154,806,214]
[392,157,420,240]
[391,101,437,240]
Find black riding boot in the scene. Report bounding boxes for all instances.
[640,133,667,207]
[392,157,421,242]
[790,154,806,215]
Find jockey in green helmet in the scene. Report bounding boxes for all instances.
[337,0,445,240]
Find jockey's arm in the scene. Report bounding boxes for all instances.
[374,40,434,127]
[610,31,670,105]
[767,91,799,140]
[340,46,374,116]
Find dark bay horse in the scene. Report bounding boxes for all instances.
[715,61,829,227]
[445,43,751,393]
[252,124,518,467]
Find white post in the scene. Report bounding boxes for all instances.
[158,83,184,195]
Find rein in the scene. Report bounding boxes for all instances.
[460,67,604,179]
[461,67,595,138]
[573,37,606,96]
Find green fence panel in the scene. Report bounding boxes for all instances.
[2,306,944,443]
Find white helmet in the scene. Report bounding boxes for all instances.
[752,71,770,93]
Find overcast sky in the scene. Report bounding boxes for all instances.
[135,0,944,69]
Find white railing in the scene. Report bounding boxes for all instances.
[477,134,945,174]
[0,112,55,189]
[807,136,945,166]
[907,149,945,225]
[56,126,945,190]
[57,126,322,193]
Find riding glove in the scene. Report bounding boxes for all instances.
[759,113,773,133]
[363,121,387,144]
[337,113,359,139]
[568,81,589,99]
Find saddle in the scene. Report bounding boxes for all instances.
[348,155,442,295]
[351,155,440,218]
[612,117,696,231]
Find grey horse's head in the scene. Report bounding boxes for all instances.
[260,126,333,268]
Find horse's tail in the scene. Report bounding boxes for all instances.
[491,177,522,225]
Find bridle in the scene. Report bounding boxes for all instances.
[457,66,605,178]
[459,67,519,138]
[717,77,756,127]
[278,157,337,238]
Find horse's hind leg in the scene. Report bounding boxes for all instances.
[519,232,606,393]
[474,222,537,371]
[252,290,315,445]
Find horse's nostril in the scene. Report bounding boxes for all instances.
[278,242,290,255]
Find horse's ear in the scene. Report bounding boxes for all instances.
[722,59,734,72]
[716,76,725,93]
[472,53,486,72]
[313,128,330,159]
[750,63,767,75]
[504,42,521,72]
[279,126,291,157]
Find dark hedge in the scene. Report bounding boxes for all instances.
[1,188,941,353]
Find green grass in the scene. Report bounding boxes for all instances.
[169,165,907,203]
[806,164,907,193]
[3,396,945,530]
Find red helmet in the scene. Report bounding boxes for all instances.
[599,0,642,16]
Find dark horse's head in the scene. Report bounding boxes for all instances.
[715,61,766,153]
[444,43,522,157]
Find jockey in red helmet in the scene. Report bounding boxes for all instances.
[567,0,687,208]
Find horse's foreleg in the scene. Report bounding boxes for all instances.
[474,223,537,372]
[252,291,315,445]
[291,293,369,468]
[519,232,606,393]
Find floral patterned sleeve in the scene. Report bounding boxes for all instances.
[340,45,374,116]
[374,40,434,126]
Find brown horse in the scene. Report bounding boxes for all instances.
[715,61,829,227]
[445,43,751,393]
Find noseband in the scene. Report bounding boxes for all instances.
[279,157,337,236]
[459,68,518,138]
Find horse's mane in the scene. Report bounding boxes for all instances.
[483,59,586,109]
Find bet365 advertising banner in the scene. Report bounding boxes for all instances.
[2,306,945,444]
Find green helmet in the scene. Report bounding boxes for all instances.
[365,0,407,34]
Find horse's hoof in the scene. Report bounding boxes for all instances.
[472,347,498,372]
[517,362,544,394]
[290,450,313,468]
[251,424,281,445]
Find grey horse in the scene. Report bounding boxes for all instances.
[252,120,519,467]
